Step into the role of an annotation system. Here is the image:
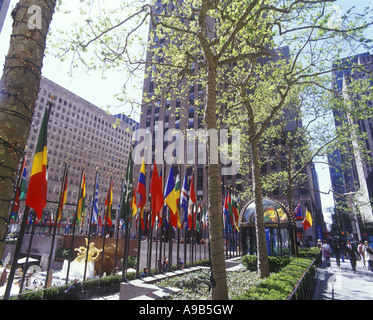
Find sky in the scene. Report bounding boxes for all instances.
[0,0,372,228]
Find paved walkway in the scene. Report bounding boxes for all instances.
[313,257,373,300]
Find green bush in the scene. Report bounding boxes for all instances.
[235,258,314,300]
[242,255,291,272]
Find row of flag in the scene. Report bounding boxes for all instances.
[10,106,314,235]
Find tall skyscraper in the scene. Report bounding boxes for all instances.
[329,52,373,229]
[0,0,10,34]
[138,0,323,242]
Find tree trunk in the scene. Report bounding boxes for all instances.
[243,89,269,279]
[205,65,228,300]
[0,0,56,258]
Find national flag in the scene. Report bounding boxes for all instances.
[150,160,163,228]
[180,171,188,227]
[77,171,86,221]
[302,208,313,230]
[120,150,134,225]
[26,108,49,219]
[164,167,178,229]
[98,209,102,227]
[105,178,113,227]
[57,168,68,222]
[187,174,196,230]
[175,172,181,228]
[136,158,146,229]
[231,193,240,231]
[92,174,99,225]
[131,188,138,225]
[293,203,303,220]
[223,191,232,229]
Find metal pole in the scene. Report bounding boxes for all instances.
[66,167,85,284]
[45,163,68,288]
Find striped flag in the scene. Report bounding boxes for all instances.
[180,172,188,227]
[57,168,68,222]
[77,171,86,222]
[136,158,146,229]
[187,175,196,230]
[105,178,113,227]
[164,167,178,229]
[92,174,99,225]
[26,108,49,219]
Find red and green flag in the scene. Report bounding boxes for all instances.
[26,108,49,220]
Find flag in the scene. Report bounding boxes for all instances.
[175,172,181,228]
[136,158,146,229]
[150,160,163,228]
[302,208,313,230]
[105,178,113,227]
[57,168,68,222]
[11,158,27,222]
[180,171,188,227]
[77,171,86,222]
[120,150,134,225]
[131,188,138,225]
[92,174,99,225]
[187,174,196,230]
[231,193,240,231]
[26,108,49,219]
[293,203,303,220]
[164,167,178,229]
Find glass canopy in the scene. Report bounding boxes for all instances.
[241,198,292,225]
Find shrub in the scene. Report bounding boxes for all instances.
[242,255,291,272]
[235,257,314,300]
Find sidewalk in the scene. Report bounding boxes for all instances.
[313,257,373,300]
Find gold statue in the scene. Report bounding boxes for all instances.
[74,238,102,263]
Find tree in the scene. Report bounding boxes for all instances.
[0,0,56,259]
[49,0,373,298]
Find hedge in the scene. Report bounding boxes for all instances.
[234,257,315,300]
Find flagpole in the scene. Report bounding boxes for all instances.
[19,210,36,293]
[114,176,125,275]
[65,166,85,284]
[84,169,98,281]
[99,174,112,278]
[45,162,68,288]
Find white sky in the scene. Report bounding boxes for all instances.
[1,0,372,228]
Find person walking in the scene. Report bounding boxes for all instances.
[345,239,360,273]
[331,238,341,267]
[358,240,366,268]
[364,241,373,272]
[322,240,332,267]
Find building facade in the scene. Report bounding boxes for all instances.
[137,0,324,245]
[23,77,138,223]
[329,52,373,233]
[0,0,10,34]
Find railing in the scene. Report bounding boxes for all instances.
[286,259,317,300]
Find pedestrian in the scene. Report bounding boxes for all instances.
[162,257,168,273]
[345,239,360,273]
[358,240,366,268]
[178,258,184,270]
[364,242,373,272]
[322,240,332,267]
[317,239,322,250]
[141,267,149,278]
[331,238,341,267]
[64,278,83,300]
